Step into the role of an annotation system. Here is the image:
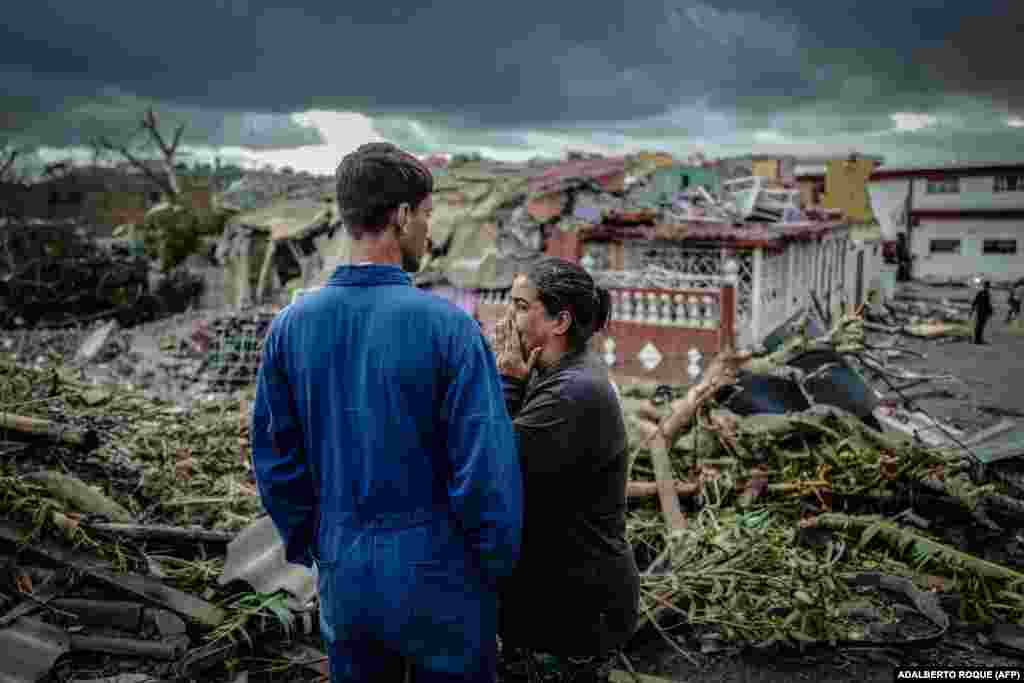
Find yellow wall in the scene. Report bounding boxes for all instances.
[824,158,876,223]
[751,159,780,181]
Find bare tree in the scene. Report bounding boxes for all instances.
[97,107,185,202]
[0,146,20,183]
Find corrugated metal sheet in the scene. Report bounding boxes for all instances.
[0,617,69,683]
[219,516,317,610]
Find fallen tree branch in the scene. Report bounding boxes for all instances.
[917,475,1024,523]
[626,478,829,500]
[0,412,99,450]
[660,348,753,448]
[802,513,1024,585]
[83,522,236,545]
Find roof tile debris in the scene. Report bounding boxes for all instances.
[219,515,318,610]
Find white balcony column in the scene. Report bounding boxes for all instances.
[786,243,796,318]
[752,246,764,342]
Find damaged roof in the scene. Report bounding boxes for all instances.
[418,168,533,290]
[228,196,335,241]
[581,220,848,248]
[527,156,628,196]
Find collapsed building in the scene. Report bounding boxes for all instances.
[204,153,887,386]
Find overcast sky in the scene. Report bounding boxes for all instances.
[2,1,1021,174]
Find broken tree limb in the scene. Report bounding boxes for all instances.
[70,633,186,660]
[918,475,1024,523]
[0,412,99,450]
[25,471,133,523]
[802,514,1024,585]
[626,479,829,500]
[854,355,960,385]
[650,426,688,533]
[83,522,235,545]
[660,348,753,448]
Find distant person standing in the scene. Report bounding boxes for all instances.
[896,233,911,281]
[971,280,994,344]
[1008,280,1024,323]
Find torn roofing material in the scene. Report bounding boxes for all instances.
[227,197,335,242]
[219,515,317,610]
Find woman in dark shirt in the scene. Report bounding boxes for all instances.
[492,256,640,659]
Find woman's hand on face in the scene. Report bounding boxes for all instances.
[494,314,540,380]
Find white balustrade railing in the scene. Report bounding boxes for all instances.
[608,288,720,328]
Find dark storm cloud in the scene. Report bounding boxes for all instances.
[0,0,1019,155]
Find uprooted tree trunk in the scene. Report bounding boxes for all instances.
[97,107,184,202]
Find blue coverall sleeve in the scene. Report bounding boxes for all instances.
[251,325,317,567]
[443,329,523,587]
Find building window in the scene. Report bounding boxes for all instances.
[994,175,1024,193]
[926,177,960,194]
[983,239,1017,254]
[929,239,961,254]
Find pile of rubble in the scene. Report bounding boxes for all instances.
[0,218,212,333]
[619,311,1024,658]
[862,293,974,340]
[2,306,1023,680]
[0,219,153,329]
[0,306,279,408]
[0,359,333,683]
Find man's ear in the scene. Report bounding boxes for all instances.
[395,203,411,234]
[553,310,572,336]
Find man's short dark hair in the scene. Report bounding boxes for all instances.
[336,143,433,239]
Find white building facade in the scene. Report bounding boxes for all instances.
[868,163,1024,282]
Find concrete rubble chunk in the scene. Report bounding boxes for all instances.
[75,320,120,363]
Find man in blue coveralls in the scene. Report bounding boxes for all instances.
[251,143,522,682]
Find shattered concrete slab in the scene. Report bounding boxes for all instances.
[75,320,119,363]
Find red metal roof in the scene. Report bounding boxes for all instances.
[527,157,628,195]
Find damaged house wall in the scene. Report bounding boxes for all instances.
[867,162,1024,284]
